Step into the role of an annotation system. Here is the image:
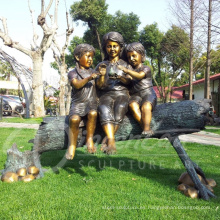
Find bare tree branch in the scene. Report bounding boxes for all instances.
[0,17,9,34]
[51,45,61,65]
[38,0,54,26]
[52,38,62,55]
[0,0,63,117]
[28,0,39,50]
[54,0,59,25]
[51,1,73,115]
[41,0,45,15]
[0,17,32,57]
[39,0,59,53]
[62,27,73,55]
[44,0,54,17]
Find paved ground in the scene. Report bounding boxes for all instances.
[179,130,220,146]
[0,122,39,129]
[0,122,219,146]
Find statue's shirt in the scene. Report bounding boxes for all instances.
[68,67,97,116]
[130,65,153,94]
[95,59,129,92]
[95,59,129,124]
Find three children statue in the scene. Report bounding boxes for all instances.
[65,32,157,160]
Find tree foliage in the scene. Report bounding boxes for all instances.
[81,11,141,45]
[161,25,190,73]
[193,47,220,80]
[139,23,164,85]
[108,11,141,43]
[139,24,190,102]
[68,6,141,66]
[210,48,220,74]
[70,0,108,27]
[0,60,13,80]
[66,0,219,103]
[65,36,84,69]
[70,0,108,59]
[69,0,141,61]
[140,23,163,61]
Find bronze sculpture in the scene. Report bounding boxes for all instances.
[118,42,157,136]
[1,172,18,183]
[28,166,40,176]
[1,164,40,183]
[2,98,216,199]
[1,32,217,201]
[21,174,35,183]
[96,32,131,154]
[177,172,216,199]
[16,168,27,177]
[65,43,100,160]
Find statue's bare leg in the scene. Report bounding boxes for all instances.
[65,115,81,160]
[101,124,119,150]
[129,101,142,126]
[141,102,153,136]
[101,123,116,154]
[86,110,97,154]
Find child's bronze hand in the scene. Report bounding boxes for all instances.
[98,64,107,76]
[91,73,98,80]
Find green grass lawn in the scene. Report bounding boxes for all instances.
[1,117,43,124]
[204,129,220,135]
[0,127,219,219]
[204,127,220,135]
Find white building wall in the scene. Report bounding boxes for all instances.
[192,79,219,100]
[193,83,205,100]
[212,80,219,92]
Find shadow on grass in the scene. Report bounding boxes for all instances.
[40,145,220,202]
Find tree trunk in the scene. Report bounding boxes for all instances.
[3,99,209,174]
[0,1,59,118]
[59,61,68,116]
[189,0,194,100]
[2,143,43,178]
[65,83,71,115]
[151,59,164,103]
[204,0,212,99]
[157,60,161,84]
[32,99,209,154]
[95,27,104,60]
[32,52,45,117]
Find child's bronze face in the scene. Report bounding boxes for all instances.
[78,52,94,69]
[127,51,142,68]
[105,40,121,59]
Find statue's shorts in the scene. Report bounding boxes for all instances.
[98,90,129,125]
[129,87,157,110]
[69,99,97,117]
